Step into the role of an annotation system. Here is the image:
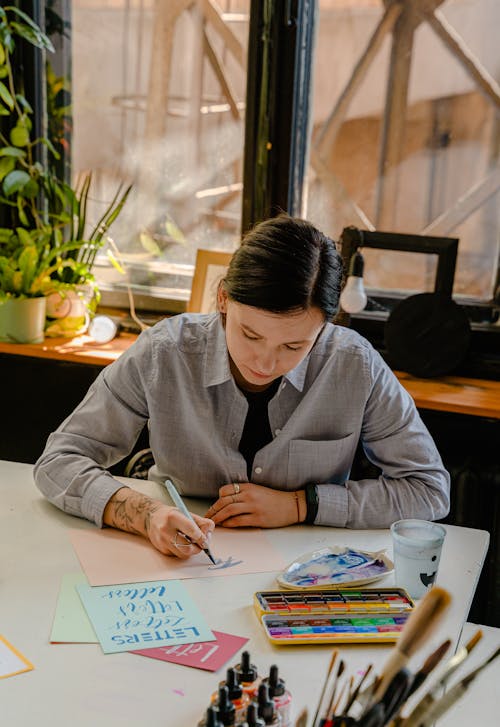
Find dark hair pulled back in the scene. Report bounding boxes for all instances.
[222,214,342,320]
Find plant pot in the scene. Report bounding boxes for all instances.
[45,285,93,338]
[0,296,47,344]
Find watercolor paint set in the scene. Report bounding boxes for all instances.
[253,588,414,646]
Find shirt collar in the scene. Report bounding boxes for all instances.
[203,314,233,387]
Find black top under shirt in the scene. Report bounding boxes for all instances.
[238,377,282,479]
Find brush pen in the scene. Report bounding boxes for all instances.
[164,479,216,564]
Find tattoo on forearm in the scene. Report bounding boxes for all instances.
[106,491,162,538]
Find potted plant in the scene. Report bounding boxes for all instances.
[0,6,130,342]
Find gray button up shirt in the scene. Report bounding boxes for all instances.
[34,313,450,529]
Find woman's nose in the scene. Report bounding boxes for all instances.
[255,350,277,375]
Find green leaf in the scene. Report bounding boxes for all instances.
[23,178,39,199]
[0,79,13,109]
[0,156,15,181]
[140,231,162,256]
[0,146,26,159]
[0,105,10,115]
[8,17,55,53]
[18,244,39,290]
[15,94,33,113]
[106,250,126,275]
[16,196,29,226]
[10,125,30,147]
[2,169,30,195]
[16,228,33,246]
[0,67,9,79]
[40,136,60,159]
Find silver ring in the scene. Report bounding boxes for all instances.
[173,532,193,549]
[233,483,240,495]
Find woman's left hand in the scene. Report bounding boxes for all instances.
[205,482,305,528]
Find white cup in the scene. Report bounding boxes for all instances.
[390,519,446,599]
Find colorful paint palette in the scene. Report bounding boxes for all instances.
[277,546,393,589]
[254,588,414,646]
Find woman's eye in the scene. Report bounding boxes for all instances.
[243,331,259,340]
[285,345,302,351]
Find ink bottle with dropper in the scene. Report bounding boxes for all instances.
[260,664,292,727]
[210,685,236,726]
[237,702,265,727]
[233,650,260,695]
[197,705,224,727]
[255,682,281,726]
[212,667,250,722]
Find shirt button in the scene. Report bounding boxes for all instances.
[254,466,263,474]
[281,382,286,390]
[275,429,281,436]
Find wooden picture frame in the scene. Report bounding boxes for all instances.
[187,249,233,313]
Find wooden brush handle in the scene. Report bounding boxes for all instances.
[374,586,451,702]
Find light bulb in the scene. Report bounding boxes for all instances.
[339,251,367,313]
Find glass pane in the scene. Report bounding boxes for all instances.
[69,0,249,308]
[308,0,499,301]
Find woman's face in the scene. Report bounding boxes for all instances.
[218,290,325,392]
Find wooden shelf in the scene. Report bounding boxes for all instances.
[1,335,499,418]
[0,332,137,367]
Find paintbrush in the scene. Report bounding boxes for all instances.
[312,651,338,727]
[405,638,451,698]
[343,663,373,716]
[372,586,452,704]
[398,627,482,726]
[330,676,350,718]
[410,645,500,727]
[294,707,308,727]
[323,659,346,723]
[384,640,451,725]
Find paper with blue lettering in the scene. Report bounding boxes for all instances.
[76,579,215,654]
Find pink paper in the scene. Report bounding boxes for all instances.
[69,527,286,586]
[132,630,249,671]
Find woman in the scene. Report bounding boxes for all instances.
[34,215,450,559]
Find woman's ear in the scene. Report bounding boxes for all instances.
[217,284,227,313]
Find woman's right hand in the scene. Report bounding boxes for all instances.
[146,503,215,559]
[103,486,214,559]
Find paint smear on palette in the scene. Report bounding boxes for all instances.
[69,527,286,586]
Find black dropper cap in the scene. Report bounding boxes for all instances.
[245,703,265,727]
[216,685,236,726]
[257,683,276,725]
[235,650,258,684]
[205,705,223,727]
[266,664,285,698]
[224,667,243,701]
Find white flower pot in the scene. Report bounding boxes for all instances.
[0,296,47,344]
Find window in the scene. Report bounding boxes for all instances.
[307,0,499,305]
[66,0,249,312]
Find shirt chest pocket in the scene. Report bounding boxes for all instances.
[287,433,357,488]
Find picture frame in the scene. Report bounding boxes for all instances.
[187,249,233,313]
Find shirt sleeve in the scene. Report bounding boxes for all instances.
[314,350,451,529]
[33,331,153,527]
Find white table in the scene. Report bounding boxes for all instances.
[1,460,490,727]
